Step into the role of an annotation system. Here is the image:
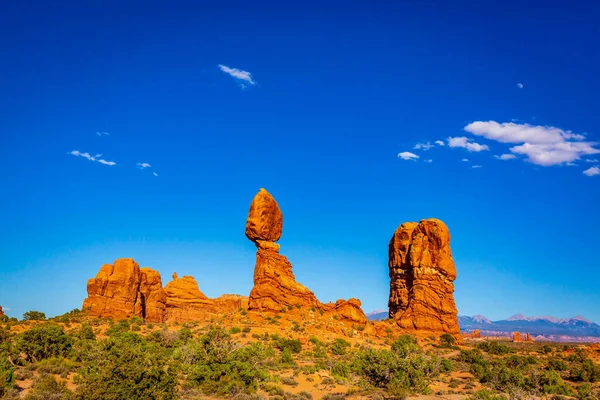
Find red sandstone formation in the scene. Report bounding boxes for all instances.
[513,332,534,342]
[0,306,4,318]
[82,261,246,323]
[388,219,460,335]
[246,188,367,324]
[463,329,481,339]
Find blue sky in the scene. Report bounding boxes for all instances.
[1,0,599,323]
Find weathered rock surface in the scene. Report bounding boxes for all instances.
[0,305,4,318]
[82,261,246,323]
[388,219,460,335]
[246,188,367,324]
[82,258,147,321]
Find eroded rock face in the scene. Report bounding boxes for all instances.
[82,258,147,321]
[388,219,460,335]
[246,188,367,324]
[82,261,246,323]
[0,306,4,318]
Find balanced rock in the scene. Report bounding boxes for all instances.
[246,188,367,324]
[388,219,460,335]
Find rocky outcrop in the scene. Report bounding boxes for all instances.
[82,259,151,321]
[388,219,460,335]
[82,261,246,323]
[0,306,4,318]
[246,188,367,324]
[513,332,534,342]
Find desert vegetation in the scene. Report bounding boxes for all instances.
[1,309,600,399]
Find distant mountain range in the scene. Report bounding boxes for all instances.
[366,310,600,342]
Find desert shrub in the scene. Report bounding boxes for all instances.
[548,357,568,371]
[23,311,46,321]
[320,394,345,400]
[75,324,96,341]
[0,355,15,397]
[439,333,456,348]
[54,309,85,324]
[281,376,298,387]
[36,357,77,377]
[281,347,295,365]
[275,338,302,354]
[466,389,508,400]
[17,324,73,362]
[477,341,514,355]
[541,370,573,396]
[24,374,73,400]
[330,338,351,356]
[105,319,130,336]
[74,334,176,400]
[351,346,440,395]
[260,383,285,396]
[332,361,351,378]
[569,359,600,382]
[185,328,272,395]
[230,326,242,334]
[576,383,596,400]
[391,334,420,357]
[242,326,251,333]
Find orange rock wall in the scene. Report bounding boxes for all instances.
[388,219,460,335]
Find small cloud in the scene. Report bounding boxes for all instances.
[435,140,445,146]
[397,151,419,161]
[472,165,483,169]
[69,150,116,166]
[96,131,110,136]
[583,166,600,176]
[137,162,152,169]
[97,159,116,166]
[517,82,524,89]
[414,142,434,151]
[153,172,159,177]
[218,64,256,88]
[462,158,470,162]
[586,159,599,163]
[494,154,517,160]
[424,159,433,163]
[566,162,578,167]
[69,150,95,161]
[94,153,102,158]
[447,136,489,152]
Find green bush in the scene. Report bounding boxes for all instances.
[36,357,77,377]
[391,334,419,357]
[541,370,573,396]
[23,311,46,321]
[276,338,302,354]
[230,326,242,334]
[24,374,73,400]
[330,338,351,356]
[185,328,272,395]
[74,334,176,400]
[0,354,15,397]
[477,341,514,355]
[17,324,73,362]
[466,389,507,400]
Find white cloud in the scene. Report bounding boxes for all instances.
[414,142,434,151]
[398,151,419,160]
[98,159,116,166]
[137,162,151,169]
[517,83,524,89]
[435,140,445,146]
[153,172,159,177]
[424,159,433,163]
[472,165,483,169]
[69,150,116,166]
[447,136,489,152]
[583,166,600,176]
[462,158,469,162]
[494,154,517,160]
[464,121,600,167]
[586,159,599,163]
[218,64,256,87]
[96,131,110,136]
[465,121,586,144]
